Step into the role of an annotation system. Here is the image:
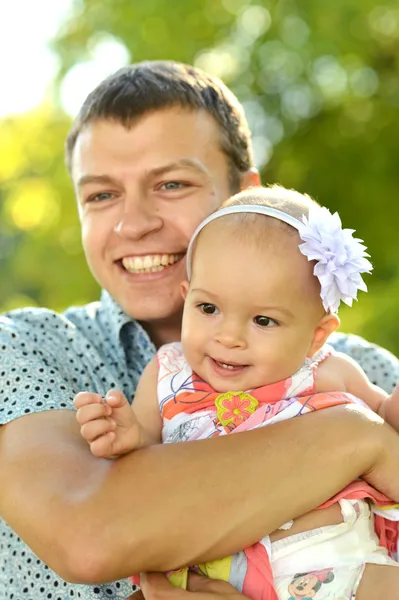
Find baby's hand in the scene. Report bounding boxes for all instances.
[380,384,399,433]
[74,390,145,458]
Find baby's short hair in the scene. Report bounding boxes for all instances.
[221,184,320,220]
[216,184,320,246]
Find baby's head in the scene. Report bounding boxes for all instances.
[181,185,368,393]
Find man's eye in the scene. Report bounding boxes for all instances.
[254,315,278,328]
[87,192,114,203]
[161,181,184,190]
[198,303,219,315]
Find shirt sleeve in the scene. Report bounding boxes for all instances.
[0,311,80,425]
[329,332,399,393]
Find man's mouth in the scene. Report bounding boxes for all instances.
[121,253,185,274]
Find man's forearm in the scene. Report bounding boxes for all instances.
[1,406,398,584]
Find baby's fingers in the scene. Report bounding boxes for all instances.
[80,417,116,443]
[105,389,130,409]
[90,432,117,458]
[74,391,103,410]
[76,402,111,426]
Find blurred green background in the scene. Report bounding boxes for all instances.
[1,0,398,355]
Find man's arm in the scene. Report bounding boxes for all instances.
[1,404,399,584]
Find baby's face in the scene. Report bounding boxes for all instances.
[181,219,326,392]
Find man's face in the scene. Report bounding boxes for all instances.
[71,107,232,330]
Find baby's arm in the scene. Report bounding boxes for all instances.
[316,352,399,430]
[74,357,162,458]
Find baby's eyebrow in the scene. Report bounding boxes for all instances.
[253,305,294,318]
[190,287,217,298]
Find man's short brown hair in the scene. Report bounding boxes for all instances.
[65,60,253,191]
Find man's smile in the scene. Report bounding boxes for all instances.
[121,253,185,274]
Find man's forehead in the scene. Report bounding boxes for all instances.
[75,108,222,147]
[71,110,226,178]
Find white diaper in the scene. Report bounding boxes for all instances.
[273,564,365,600]
[271,499,397,600]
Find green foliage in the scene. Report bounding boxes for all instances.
[0,110,99,312]
[1,0,398,354]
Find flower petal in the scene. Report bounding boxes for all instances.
[298,205,372,312]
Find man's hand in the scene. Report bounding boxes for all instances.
[74,390,145,458]
[129,572,248,599]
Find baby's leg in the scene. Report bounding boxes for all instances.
[356,564,399,599]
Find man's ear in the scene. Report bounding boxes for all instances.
[181,280,189,300]
[240,168,261,190]
[308,313,340,356]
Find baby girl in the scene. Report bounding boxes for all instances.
[75,185,399,600]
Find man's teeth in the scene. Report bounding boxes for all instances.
[122,254,184,273]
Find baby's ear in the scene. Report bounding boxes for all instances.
[308,313,340,356]
[181,280,189,300]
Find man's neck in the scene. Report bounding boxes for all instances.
[140,314,182,349]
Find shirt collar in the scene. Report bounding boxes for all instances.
[98,289,156,356]
[99,289,132,332]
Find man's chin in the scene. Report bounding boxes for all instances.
[119,298,183,326]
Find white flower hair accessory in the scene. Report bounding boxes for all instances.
[297,206,372,313]
[186,203,372,313]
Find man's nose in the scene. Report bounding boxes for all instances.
[214,320,247,349]
[113,195,163,240]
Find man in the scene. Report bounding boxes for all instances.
[1,61,399,600]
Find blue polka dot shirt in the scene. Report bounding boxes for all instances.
[0,290,398,599]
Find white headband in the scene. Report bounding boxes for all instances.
[186,203,372,313]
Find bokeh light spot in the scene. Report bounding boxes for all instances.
[7,179,60,231]
[237,5,271,40]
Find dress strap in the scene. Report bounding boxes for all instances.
[156,342,186,379]
[306,343,334,368]
[156,342,193,417]
[287,344,334,398]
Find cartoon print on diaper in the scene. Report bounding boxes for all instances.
[288,568,334,599]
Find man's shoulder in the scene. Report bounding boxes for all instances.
[2,301,101,324]
[0,302,101,340]
[329,331,399,393]
[0,301,104,394]
[329,331,396,356]
[0,299,138,426]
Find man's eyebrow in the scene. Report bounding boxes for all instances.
[77,174,119,188]
[77,161,208,188]
[150,159,209,177]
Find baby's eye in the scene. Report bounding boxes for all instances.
[198,303,219,315]
[254,315,278,328]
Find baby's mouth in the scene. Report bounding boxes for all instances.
[210,357,249,372]
[121,253,185,273]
